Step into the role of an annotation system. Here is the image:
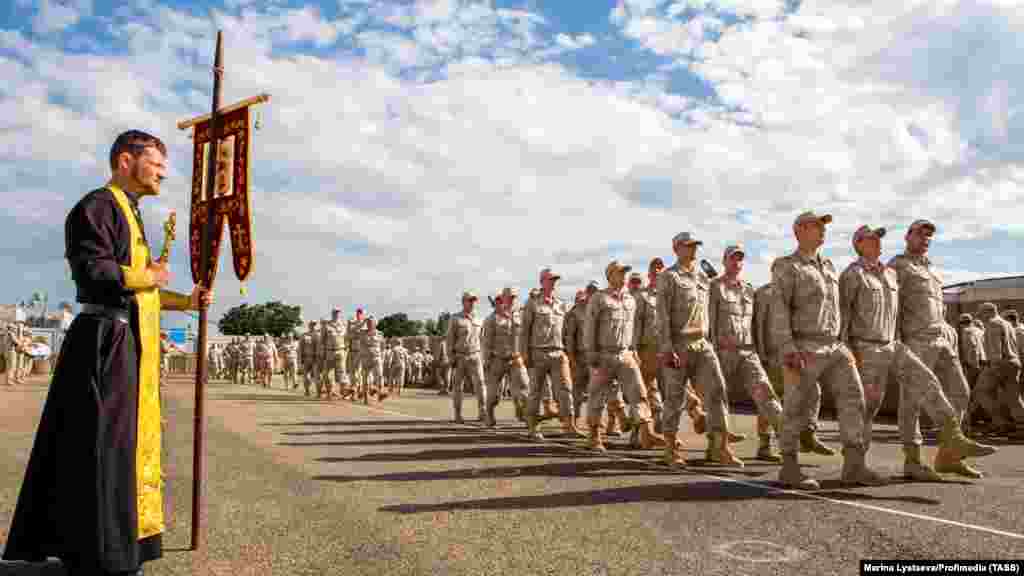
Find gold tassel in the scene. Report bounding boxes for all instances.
[240,283,247,296]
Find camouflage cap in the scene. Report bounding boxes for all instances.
[628,271,643,281]
[586,280,600,291]
[605,260,633,281]
[501,286,519,298]
[723,244,745,262]
[1005,309,1019,322]
[853,225,886,247]
[959,313,973,323]
[462,291,478,301]
[980,302,997,313]
[908,219,936,234]
[794,211,833,226]
[672,231,702,246]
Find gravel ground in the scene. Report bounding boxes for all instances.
[2,374,1023,576]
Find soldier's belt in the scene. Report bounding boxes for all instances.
[454,351,481,358]
[792,333,839,344]
[852,337,892,346]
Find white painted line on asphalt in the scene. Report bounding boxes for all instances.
[336,400,1024,542]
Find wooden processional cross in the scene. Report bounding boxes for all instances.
[176,30,270,551]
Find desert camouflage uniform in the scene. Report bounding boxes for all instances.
[281,336,299,390]
[975,304,1024,430]
[320,318,348,398]
[564,299,591,418]
[520,292,577,437]
[445,310,486,422]
[482,306,529,426]
[360,328,387,402]
[300,323,320,396]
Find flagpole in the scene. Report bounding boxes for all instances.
[191,29,223,552]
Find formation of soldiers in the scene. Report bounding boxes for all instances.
[2,321,35,386]
[436,213,1014,489]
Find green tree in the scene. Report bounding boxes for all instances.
[435,311,452,336]
[218,301,302,337]
[377,313,421,338]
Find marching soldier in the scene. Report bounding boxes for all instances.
[444,292,487,423]
[657,233,742,469]
[482,287,530,426]
[521,268,581,439]
[242,335,255,385]
[889,219,979,477]
[974,303,1024,437]
[4,322,20,385]
[959,313,985,391]
[633,258,670,434]
[841,226,995,481]
[281,333,299,390]
[753,277,834,455]
[321,308,348,399]
[584,261,667,452]
[389,338,408,396]
[708,245,784,462]
[432,334,450,395]
[564,290,590,425]
[300,320,320,396]
[347,309,366,393]
[360,317,388,403]
[771,212,881,488]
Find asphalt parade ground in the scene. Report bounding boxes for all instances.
[2,374,1023,576]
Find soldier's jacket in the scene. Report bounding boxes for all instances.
[300,332,317,359]
[888,253,946,340]
[1,325,13,354]
[707,276,755,350]
[983,315,1020,364]
[1015,326,1024,360]
[321,320,347,353]
[446,312,483,358]
[519,292,569,355]
[838,259,899,345]
[347,318,365,354]
[584,287,638,354]
[243,340,255,358]
[770,251,841,357]
[563,302,588,354]
[411,351,424,368]
[752,283,777,366]
[632,286,659,350]
[960,325,986,368]
[361,330,384,358]
[483,309,521,361]
[255,341,270,359]
[656,261,711,355]
[281,340,299,360]
[430,336,447,366]
[390,345,408,371]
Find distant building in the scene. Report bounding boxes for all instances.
[943,275,1024,321]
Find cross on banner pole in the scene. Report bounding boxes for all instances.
[177,29,270,551]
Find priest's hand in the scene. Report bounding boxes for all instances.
[190,285,215,310]
[148,263,171,288]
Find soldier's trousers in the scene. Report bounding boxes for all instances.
[527,349,574,418]
[322,350,348,395]
[391,365,406,393]
[302,358,319,393]
[636,345,665,414]
[284,358,298,388]
[486,356,529,410]
[661,340,729,435]
[452,353,486,417]
[434,363,451,392]
[780,340,865,455]
[586,351,650,426]
[903,331,971,445]
[361,355,385,394]
[244,358,254,383]
[975,360,1024,427]
[766,363,821,433]
[569,351,589,416]
[718,348,782,426]
[852,341,954,448]
[347,351,362,389]
[5,350,16,382]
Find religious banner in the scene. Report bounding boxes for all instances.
[188,105,254,285]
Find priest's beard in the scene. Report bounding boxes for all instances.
[131,161,161,197]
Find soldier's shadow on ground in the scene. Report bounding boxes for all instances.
[208,393,341,404]
[279,434,519,447]
[377,479,940,514]
[0,560,65,576]
[262,419,463,427]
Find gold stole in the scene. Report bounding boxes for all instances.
[108,185,165,540]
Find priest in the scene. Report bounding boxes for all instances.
[3,130,213,576]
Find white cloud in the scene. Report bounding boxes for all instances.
[32,0,92,35]
[2,0,1024,329]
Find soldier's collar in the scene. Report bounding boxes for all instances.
[857,257,885,272]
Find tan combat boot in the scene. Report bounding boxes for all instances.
[606,410,623,437]
[561,415,585,438]
[687,400,707,435]
[934,416,996,479]
[756,433,783,463]
[541,399,560,420]
[663,432,687,469]
[588,424,607,453]
[800,429,837,456]
[637,419,667,449]
[840,444,887,487]
[707,432,744,467]
[526,415,544,441]
[779,453,819,490]
[902,444,942,482]
[610,401,632,434]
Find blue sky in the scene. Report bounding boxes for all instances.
[1,0,1023,330]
